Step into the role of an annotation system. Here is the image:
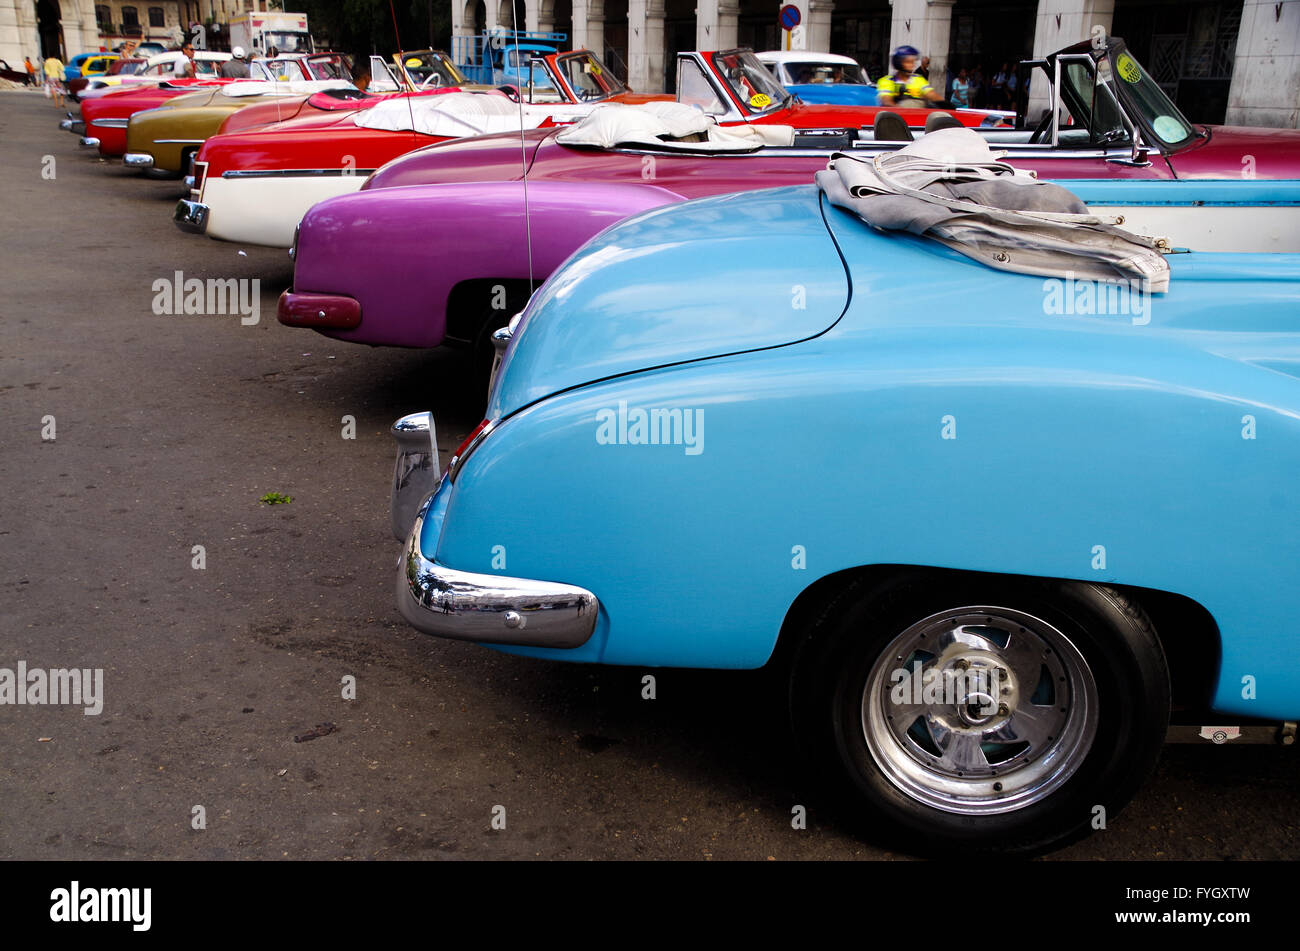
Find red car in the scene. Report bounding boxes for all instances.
[73,80,233,157]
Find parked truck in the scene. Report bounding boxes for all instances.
[451,31,566,85]
[228,11,314,57]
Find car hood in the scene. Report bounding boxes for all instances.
[1170,124,1300,179]
[489,184,849,418]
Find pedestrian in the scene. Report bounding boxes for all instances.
[43,53,65,106]
[969,62,984,107]
[917,55,931,80]
[177,41,197,78]
[950,66,971,108]
[991,62,1011,107]
[350,60,371,92]
[219,46,250,78]
[24,56,38,87]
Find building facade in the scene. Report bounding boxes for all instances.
[3,0,1293,126]
[1,0,266,65]
[450,0,1297,126]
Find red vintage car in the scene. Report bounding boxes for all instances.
[680,47,1006,132]
[73,79,233,157]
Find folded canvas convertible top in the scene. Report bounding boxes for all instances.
[817,127,1170,289]
[556,101,796,151]
[353,91,536,136]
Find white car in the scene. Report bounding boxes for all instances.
[79,50,233,100]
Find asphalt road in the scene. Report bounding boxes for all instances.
[1,89,1297,862]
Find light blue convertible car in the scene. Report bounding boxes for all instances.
[388,167,1300,854]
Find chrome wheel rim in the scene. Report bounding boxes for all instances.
[862,605,1098,815]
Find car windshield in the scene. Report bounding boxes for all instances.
[558,51,626,101]
[1055,42,1196,150]
[268,32,311,54]
[712,50,789,113]
[262,58,304,81]
[306,55,350,80]
[784,61,868,85]
[400,51,465,88]
[1101,43,1195,148]
[523,59,565,103]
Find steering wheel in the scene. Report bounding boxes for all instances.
[420,73,444,89]
[1028,110,1054,145]
[497,84,521,103]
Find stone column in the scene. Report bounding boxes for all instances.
[452,0,469,41]
[533,0,556,33]
[695,0,739,51]
[888,0,955,97]
[627,0,665,93]
[1028,0,1114,120]
[62,0,102,53]
[1,0,37,66]
[807,0,833,52]
[490,0,517,30]
[571,0,605,50]
[1227,0,1300,128]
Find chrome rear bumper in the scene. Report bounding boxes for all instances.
[79,136,100,149]
[396,494,599,650]
[173,199,209,235]
[123,152,154,168]
[391,412,598,649]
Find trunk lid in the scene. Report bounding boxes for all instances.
[489,184,849,417]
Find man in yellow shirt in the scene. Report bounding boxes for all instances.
[876,45,942,108]
[43,54,65,107]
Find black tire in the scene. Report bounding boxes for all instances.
[789,569,1169,855]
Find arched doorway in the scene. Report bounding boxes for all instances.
[36,0,65,60]
[466,0,486,33]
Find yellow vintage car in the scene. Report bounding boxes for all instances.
[80,53,119,76]
[122,79,354,175]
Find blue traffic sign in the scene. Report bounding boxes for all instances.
[779,4,801,30]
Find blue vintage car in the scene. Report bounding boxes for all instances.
[756,50,878,106]
[388,173,1300,854]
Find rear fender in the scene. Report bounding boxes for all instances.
[291,180,686,348]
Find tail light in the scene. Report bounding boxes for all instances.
[448,418,496,483]
[192,160,208,197]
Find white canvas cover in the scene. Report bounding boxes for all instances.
[556,101,796,151]
[352,91,544,136]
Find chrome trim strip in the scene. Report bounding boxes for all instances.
[221,168,378,179]
[154,138,205,144]
[172,199,209,234]
[396,493,599,649]
[123,152,155,168]
[90,117,128,128]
